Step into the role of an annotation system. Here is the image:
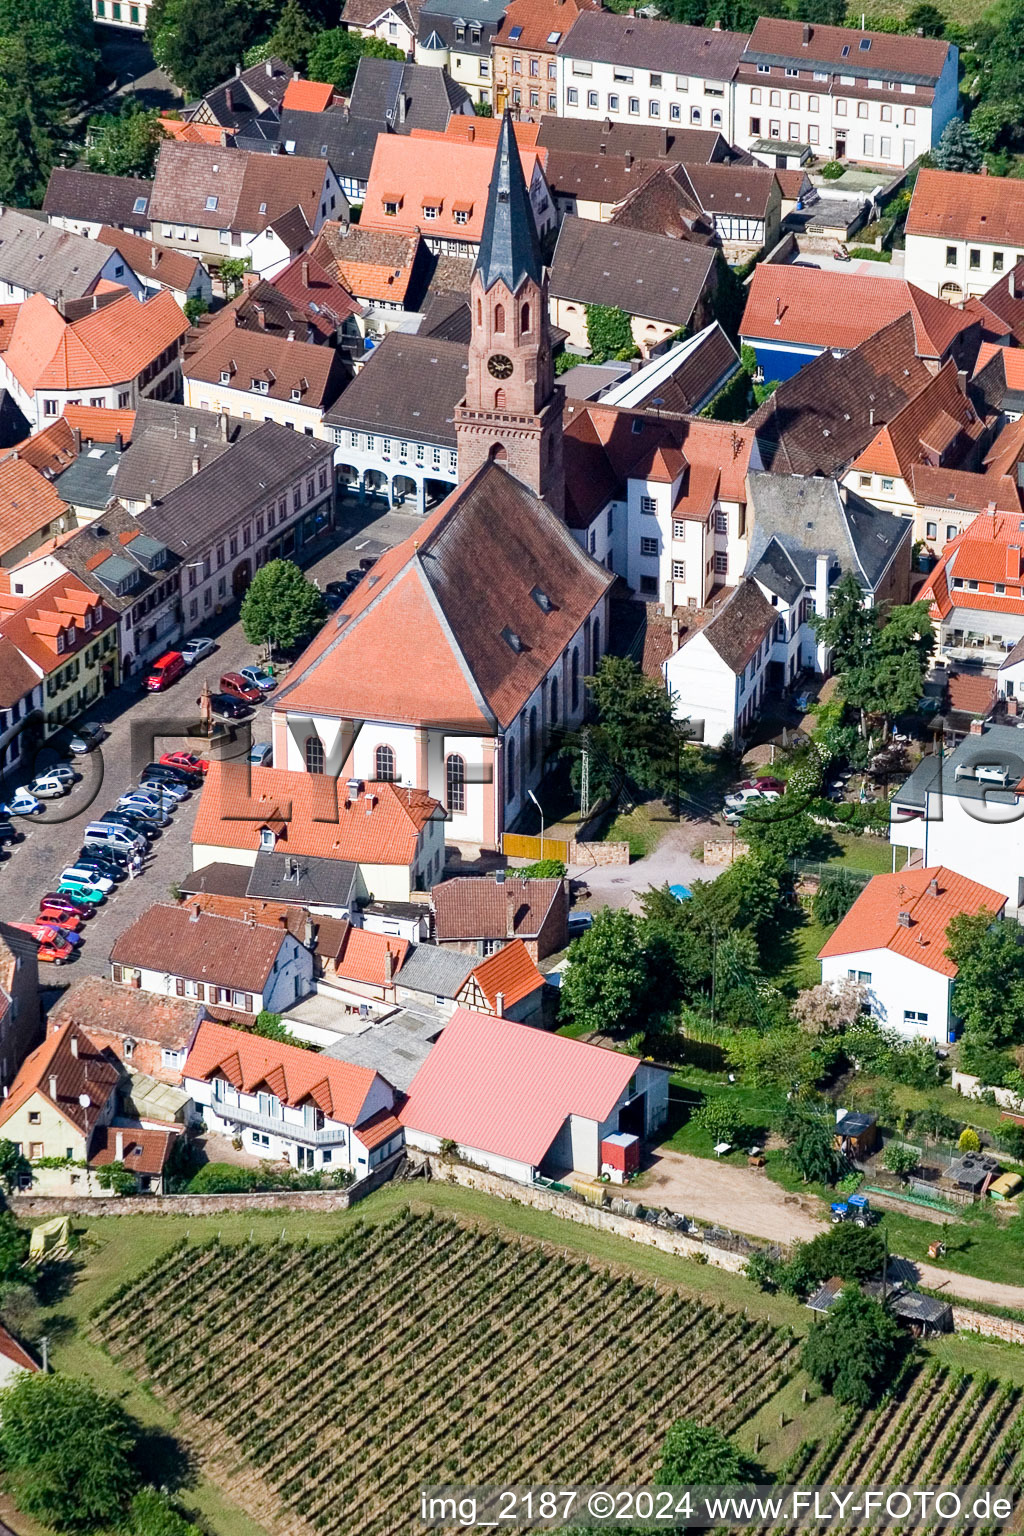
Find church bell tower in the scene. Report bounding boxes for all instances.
[455,110,564,516]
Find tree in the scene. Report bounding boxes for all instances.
[802,1285,905,1407]
[780,1104,844,1185]
[95,1162,138,1196]
[0,1139,29,1195]
[659,1417,758,1485]
[86,99,166,179]
[741,797,824,861]
[0,1373,140,1531]
[883,1143,919,1176]
[905,2,945,33]
[693,1096,743,1145]
[128,1487,202,1536]
[931,118,982,171]
[810,572,874,676]
[947,911,1024,1054]
[148,0,259,98]
[957,1127,981,1153]
[306,28,405,92]
[585,304,635,362]
[812,869,860,927]
[183,295,209,325]
[251,1009,316,1050]
[561,654,693,804]
[219,255,251,297]
[0,0,100,208]
[267,0,317,69]
[793,979,868,1036]
[785,1223,886,1295]
[827,596,934,732]
[0,1211,28,1284]
[558,908,674,1040]
[795,0,846,22]
[240,559,327,653]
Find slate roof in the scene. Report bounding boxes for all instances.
[395,944,475,997]
[136,421,333,555]
[344,0,422,28]
[907,168,1024,246]
[598,323,741,416]
[748,312,933,477]
[52,435,124,512]
[42,168,153,231]
[746,474,912,594]
[112,399,259,507]
[150,142,328,235]
[186,57,291,130]
[0,209,114,301]
[111,903,292,991]
[349,57,471,132]
[324,331,466,445]
[268,108,384,184]
[418,291,473,343]
[245,850,360,909]
[549,215,716,328]
[475,109,544,296]
[274,461,614,731]
[49,503,177,616]
[686,576,775,673]
[562,11,747,80]
[321,1006,440,1092]
[537,116,734,164]
[0,1021,121,1138]
[49,975,198,1049]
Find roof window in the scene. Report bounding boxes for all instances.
[509,23,522,38]
[840,43,850,55]
[859,36,871,48]
[547,29,561,42]
[530,585,554,613]
[500,626,523,653]
[205,195,218,210]
[132,196,148,214]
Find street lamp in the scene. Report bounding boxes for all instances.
[527,788,544,859]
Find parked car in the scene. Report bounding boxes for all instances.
[567,910,594,937]
[82,821,147,856]
[146,651,187,692]
[324,580,352,611]
[55,876,107,904]
[59,865,114,895]
[146,761,198,787]
[219,672,262,705]
[95,809,159,841]
[238,666,275,694]
[74,850,128,882]
[23,922,82,949]
[158,751,208,776]
[249,742,273,768]
[31,764,76,788]
[724,787,766,811]
[345,568,364,585]
[1,790,44,816]
[181,637,216,666]
[35,934,76,965]
[210,692,250,720]
[116,795,171,826]
[137,777,189,803]
[737,776,785,795]
[68,722,104,754]
[25,774,69,800]
[358,554,378,571]
[0,819,22,846]
[38,895,90,924]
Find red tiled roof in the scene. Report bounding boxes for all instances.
[983,416,1024,481]
[0,573,115,676]
[184,1017,384,1124]
[351,1106,404,1151]
[282,79,335,113]
[0,304,19,354]
[0,454,69,558]
[62,404,135,444]
[466,938,545,1010]
[0,1022,120,1138]
[11,418,79,478]
[432,875,563,942]
[819,866,1005,977]
[311,223,423,307]
[909,464,1021,515]
[4,290,187,395]
[192,765,441,865]
[745,15,950,80]
[158,116,227,145]
[974,341,1024,391]
[850,359,983,480]
[89,1125,176,1176]
[49,976,199,1049]
[0,1325,38,1374]
[494,0,601,53]
[946,670,997,716]
[907,169,1024,246]
[361,133,546,245]
[400,1007,642,1168]
[334,923,409,985]
[98,225,202,294]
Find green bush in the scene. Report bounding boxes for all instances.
[513,859,567,878]
[820,160,846,180]
[847,247,892,262]
[555,351,583,375]
[585,303,634,362]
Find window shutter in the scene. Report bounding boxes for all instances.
[175,977,186,996]
[244,994,253,1013]
[112,964,122,983]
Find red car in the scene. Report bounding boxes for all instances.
[38,902,83,931]
[738,776,786,795]
[38,892,93,922]
[219,672,262,705]
[159,751,209,776]
[10,924,75,965]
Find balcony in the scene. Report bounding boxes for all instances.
[211,1096,347,1146]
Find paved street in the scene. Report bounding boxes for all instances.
[0,498,420,981]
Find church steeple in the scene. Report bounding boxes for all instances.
[475,109,544,297]
[455,110,564,516]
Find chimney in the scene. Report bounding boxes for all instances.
[190,901,201,921]
[624,150,633,169]
[219,409,229,442]
[1011,269,1017,299]
[255,303,266,329]
[115,430,124,451]
[928,877,939,897]
[265,59,273,75]
[495,990,505,1017]
[506,891,518,937]
[304,912,315,950]
[868,407,874,427]
[235,61,242,76]
[302,260,310,288]
[49,1074,57,1100]
[814,551,829,616]
[189,424,197,443]
[897,910,912,928]
[221,129,230,148]
[495,867,505,885]
[399,93,407,124]
[70,1035,78,1058]
[1007,544,1022,580]
[712,16,721,27]
[71,426,81,454]
[802,21,811,42]
[115,1130,124,1161]
[969,718,985,736]
[225,85,234,112]
[191,454,201,476]
[384,946,394,983]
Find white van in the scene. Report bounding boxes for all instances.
[83,821,146,856]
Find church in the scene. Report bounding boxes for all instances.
[270,114,614,853]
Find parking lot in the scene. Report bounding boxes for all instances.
[0,496,420,980]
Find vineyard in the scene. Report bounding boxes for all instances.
[91,1210,1024,1536]
[92,1209,800,1536]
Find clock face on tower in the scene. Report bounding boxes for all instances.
[487,353,513,380]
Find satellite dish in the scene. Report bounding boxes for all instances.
[78,1094,91,1109]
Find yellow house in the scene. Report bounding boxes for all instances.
[0,1021,174,1196]
[0,576,120,738]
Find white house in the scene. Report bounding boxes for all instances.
[905,169,1024,301]
[0,207,145,305]
[109,903,314,1015]
[819,865,1006,1045]
[664,577,776,747]
[400,1007,669,1183]
[182,1017,403,1173]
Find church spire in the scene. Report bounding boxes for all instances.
[475,109,543,296]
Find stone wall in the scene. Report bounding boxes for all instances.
[9,1153,401,1219]
[951,1306,1024,1346]
[568,840,630,867]
[951,1071,1024,1117]
[419,1156,751,1273]
[703,838,750,866]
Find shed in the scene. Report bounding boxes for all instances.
[834,1108,879,1159]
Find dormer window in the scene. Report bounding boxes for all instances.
[290,387,302,402]
[56,633,65,654]
[383,200,398,216]
[251,378,269,394]
[259,827,276,852]
[422,204,440,220]
[220,369,231,383]
[83,608,92,631]
[66,623,76,645]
